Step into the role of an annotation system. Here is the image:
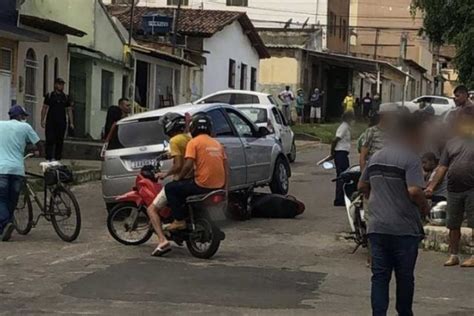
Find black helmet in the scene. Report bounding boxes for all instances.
[159,112,186,136]
[190,112,213,137]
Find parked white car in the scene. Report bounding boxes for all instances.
[398,95,455,115]
[195,90,280,107]
[236,104,296,163]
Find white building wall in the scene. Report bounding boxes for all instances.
[202,21,260,95]
[17,31,69,137]
[89,61,124,139]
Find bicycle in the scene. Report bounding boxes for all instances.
[13,154,82,242]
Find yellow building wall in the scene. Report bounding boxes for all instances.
[259,57,299,85]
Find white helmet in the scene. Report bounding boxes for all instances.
[429,201,447,226]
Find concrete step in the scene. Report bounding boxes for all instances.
[423,225,472,254]
[37,139,104,161]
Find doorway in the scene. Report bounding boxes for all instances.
[24,48,38,127]
[69,57,87,138]
[0,71,11,120]
[136,60,149,108]
[325,66,349,119]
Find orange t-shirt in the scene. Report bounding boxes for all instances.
[185,134,227,189]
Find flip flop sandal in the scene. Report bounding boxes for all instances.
[151,243,172,257]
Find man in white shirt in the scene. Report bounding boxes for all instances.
[331,111,355,206]
[278,85,295,124]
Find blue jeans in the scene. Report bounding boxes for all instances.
[165,179,214,221]
[0,175,24,234]
[369,234,420,316]
[334,150,349,205]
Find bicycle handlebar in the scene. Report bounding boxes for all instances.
[24,153,35,159]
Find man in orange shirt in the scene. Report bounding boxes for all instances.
[165,113,227,231]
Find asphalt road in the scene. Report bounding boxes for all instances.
[1,145,473,316]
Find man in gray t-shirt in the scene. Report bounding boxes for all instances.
[358,115,429,316]
[361,145,426,236]
[426,105,474,268]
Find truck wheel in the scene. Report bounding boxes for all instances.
[270,157,289,195]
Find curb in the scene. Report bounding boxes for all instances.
[73,169,102,185]
[336,226,472,254]
[28,168,102,191]
[422,226,472,254]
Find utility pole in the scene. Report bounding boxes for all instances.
[373,28,380,60]
[172,0,182,55]
[128,0,136,114]
[398,32,408,65]
[399,32,409,106]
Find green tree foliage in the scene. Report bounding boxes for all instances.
[411,0,474,88]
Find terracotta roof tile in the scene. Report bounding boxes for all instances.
[107,6,269,58]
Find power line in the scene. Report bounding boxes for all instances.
[204,0,423,20]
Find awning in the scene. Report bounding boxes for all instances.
[358,72,377,84]
[132,44,197,67]
[69,44,125,66]
[20,15,86,37]
[304,49,413,80]
[0,22,48,42]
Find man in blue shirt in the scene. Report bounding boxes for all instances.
[0,105,40,241]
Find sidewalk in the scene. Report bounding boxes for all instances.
[25,158,102,185]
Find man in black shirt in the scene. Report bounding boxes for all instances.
[102,98,131,140]
[362,92,373,119]
[41,78,74,161]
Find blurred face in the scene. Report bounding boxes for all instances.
[286,86,290,91]
[422,158,437,172]
[454,91,468,107]
[348,92,353,97]
[457,113,474,138]
[55,82,65,92]
[119,100,131,114]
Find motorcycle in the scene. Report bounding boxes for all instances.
[322,162,367,252]
[106,163,226,259]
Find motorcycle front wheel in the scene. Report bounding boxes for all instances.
[107,203,153,246]
[186,216,221,259]
[353,206,367,247]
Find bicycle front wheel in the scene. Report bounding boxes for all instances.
[50,186,81,242]
[14,184,33,235]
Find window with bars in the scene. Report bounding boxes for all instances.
[167,0,189,5]
[342,19,347,42]
[54,57,59,80]
[240,63,247,90]
[228,59,236,88]
[250,67,257,91]
[0,48,12,72]
[226,0,248,7]
[43,55,49,96]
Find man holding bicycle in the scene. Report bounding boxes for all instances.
[0,105,40,241]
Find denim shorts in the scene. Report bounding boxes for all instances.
[447,189,474,229]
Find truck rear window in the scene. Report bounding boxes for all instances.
[107,117,168,150]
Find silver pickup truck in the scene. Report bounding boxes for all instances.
[101,103,291,210]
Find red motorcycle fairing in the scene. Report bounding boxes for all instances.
[114,173,172,219]
[115,190,143,206]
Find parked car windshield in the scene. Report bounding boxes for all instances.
[268,95,282,107]
[107,117,167,150]
[239,107,268,124]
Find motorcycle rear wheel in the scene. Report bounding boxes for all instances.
[107,203,153,246]
[186,216,221,259]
